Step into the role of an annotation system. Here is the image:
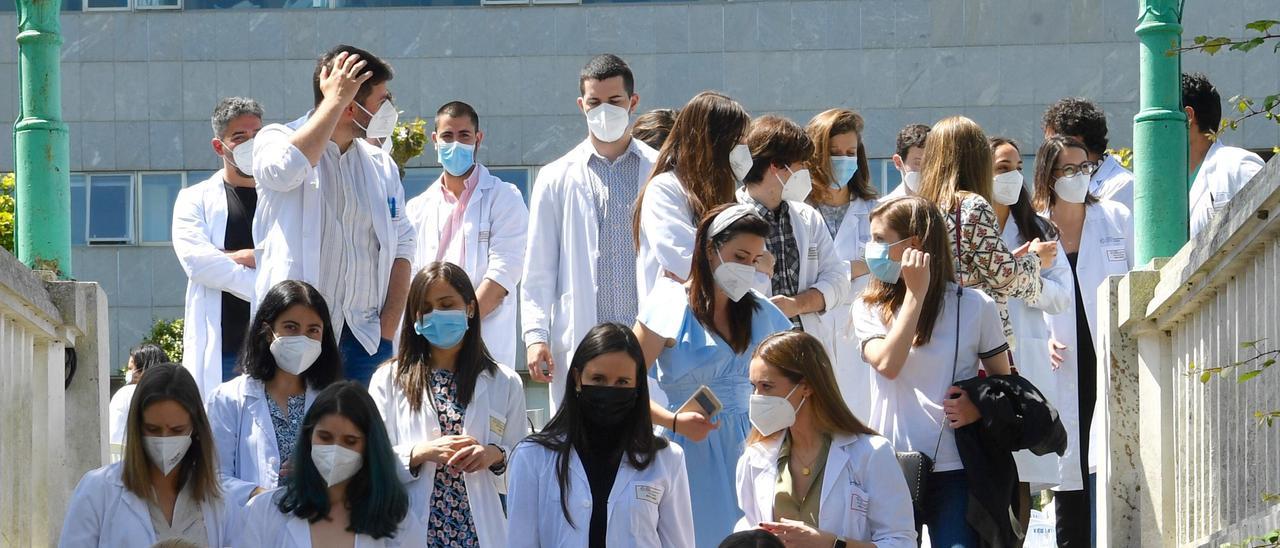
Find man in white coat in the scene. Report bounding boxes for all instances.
[883,123,928,199]
[406,101,529,368]
[521,54,659,408]
[737,115,848,352]
[1043,97,1135,213]
[173,97,263,398]
[251,45,415,387]
[1183,72,1267,239]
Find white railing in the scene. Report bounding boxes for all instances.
[1104,157,1280,547]
[0,249,110,545]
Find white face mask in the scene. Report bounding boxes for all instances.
[312,443,363,487]
[730,144,754,182]
[585,103,630,143]
[749,384,804,437]
[992,170,1024,206]
[270,333,322,376]
[902,170,922,194]
[224,138,254,177]
[779,167,813,203]
[356,99,399,140]
[144,433,192,476]
[1054,172,1091,204]
[713,249,756,302]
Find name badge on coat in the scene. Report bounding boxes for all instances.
[479,231,491,244]
[807,246,818,261]
[635,483,663,504]
[489,415,506,437]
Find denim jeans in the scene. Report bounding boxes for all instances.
[917,469,979,548]
[221,352,239,382]
[339,326,393,387]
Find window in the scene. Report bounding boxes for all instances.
[70,175,87,246]
[135,0,180,8]
[139,173,184,243]
[491,168,531,203]
[186,0,326,9]
[869,159,901,195]
[87,174,134,244]
[402,168,442,202]
[84,0,129,10]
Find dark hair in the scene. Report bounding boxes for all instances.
[744,115,815,185]
[718,529,786,548]
[1182,72,1222,134]
[1032,135,1101,210]
[312,45,394,107]
[122,364,221,505]
[579,53,634,96]
[1042,97,1110,155]
[240,280,343,390]
[631,108,678,150]
[128,343,170,374]
[525,323,668,527]
[436,100,480,131]
[989,137,1055,244]
[277,381,409,539]
[393,262,497,412]
[895,123,930,159]
[689,204,771,353]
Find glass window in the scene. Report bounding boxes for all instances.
[84,0,128,9]
[188,171,218,185]
[87,174,133,244]
[186,0,325,9]
[139,173,184,243]
[135,0,180,8]
[70,175,87,246]
[870,158,902,196]
[402,168,442,202]
[491,168,531,204]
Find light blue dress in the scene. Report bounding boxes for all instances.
[638,278,793,547]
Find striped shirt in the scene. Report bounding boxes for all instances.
[587,144,643,327]
[316,142,385,353]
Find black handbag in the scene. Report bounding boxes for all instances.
[894,205,965,515]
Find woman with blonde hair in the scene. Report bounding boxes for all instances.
[916,116,1055,351]
[735,331,916,548]
[804,108,879,418]
[633,91,752,300]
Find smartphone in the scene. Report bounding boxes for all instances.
[676,385,723,419]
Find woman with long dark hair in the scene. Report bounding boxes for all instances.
[110,342,171,446]
[507,323,693,547]
[62,364,232,546]
[735,331,916,547]
[633,203,794,546]
[369,261,527,546]
[207,279,343,507]
[237,381,424,547]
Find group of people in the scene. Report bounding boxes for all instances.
[78,44,1266,548]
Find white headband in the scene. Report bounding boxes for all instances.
[708,204,761,240]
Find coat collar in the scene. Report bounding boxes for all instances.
[746,432,863,514]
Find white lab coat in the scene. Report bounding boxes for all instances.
[521,138,658,409]
[206,375,319,506]
[737,189,851,355]
[59,461,235,548]
[1189,141,1267,238]
[405,165,529,367]
[506,438,695,547]
[172,170,257,399]
[107,383,136,445]
[823,197,876,418]
[250,114,415,313]
[1090,155,1134,215]
[734,433,916,548]
[1046,200,1132,491]
[236,488,426,548]
[1001,217,1072,488]
[636,171,697,301]
[368,362,527,547]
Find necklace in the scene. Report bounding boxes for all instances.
[793,448,819,476]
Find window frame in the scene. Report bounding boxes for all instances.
[85,173,137,245]
[82,0,131,12]
[133,0,183,11]
[136,171,189,246]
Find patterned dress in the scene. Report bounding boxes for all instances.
[426,369,479,547]
[943,193,1042,348]
[267,394,305,466]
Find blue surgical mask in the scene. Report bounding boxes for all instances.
[436,141,476,177]
[414,309,470,348]
[864,238,908,284]
[830,156,859,189]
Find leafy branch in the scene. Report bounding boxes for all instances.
[1187,339,1276,384]
[1168,19,1280,150]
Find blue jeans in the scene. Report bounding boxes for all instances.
[221,352,238,382]
[339,326,393,387]
[918,470,978,548]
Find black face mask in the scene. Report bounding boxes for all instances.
[577,384,637,427]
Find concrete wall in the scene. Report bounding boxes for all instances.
[4,0,1278,370]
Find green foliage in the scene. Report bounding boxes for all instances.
[389,118,429,171]
[1188,339,1276,384]
[1219,528,1279,548]
[1173,20,1280,144]
[143,317,184,368]
[1,173,14,254]
[1106,147,1133,170]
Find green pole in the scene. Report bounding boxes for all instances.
[1133,0,1188,265]
[14,0,71,278]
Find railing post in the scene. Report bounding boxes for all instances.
[1133,0,1188,264]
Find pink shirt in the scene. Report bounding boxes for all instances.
[435,169,481,265]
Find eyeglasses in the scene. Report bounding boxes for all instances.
[1053,161,1098,178]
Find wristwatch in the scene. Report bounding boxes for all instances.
[487,443,507,475]
[832,538,847,548]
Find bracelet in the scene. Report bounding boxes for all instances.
[486,444,507,475]
[671,413,679,435]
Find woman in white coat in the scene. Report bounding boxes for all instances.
[369,261,527,546]
[634,91,752,299]
[109,343,171,446]
[62,364,234,547]
[1031,136,1133,547]
[237,381,426,547]
[207,280,343,507]
[735,331,916,548]
[507,323,694,547]
[803,108,879,418]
